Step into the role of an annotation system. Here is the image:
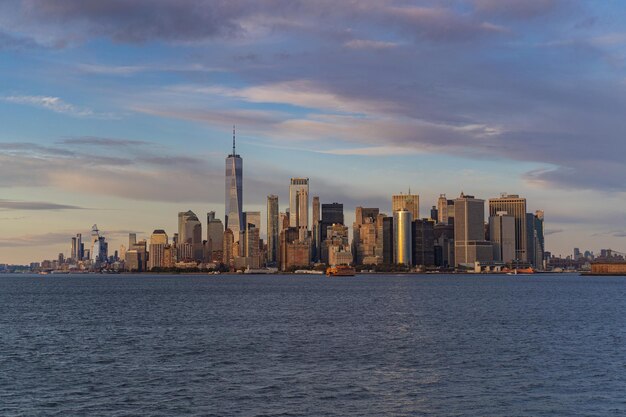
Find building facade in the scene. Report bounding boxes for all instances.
[225,127,244,242]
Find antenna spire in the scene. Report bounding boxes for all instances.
[232,125,236,155]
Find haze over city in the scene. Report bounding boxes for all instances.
[2,0,626,263]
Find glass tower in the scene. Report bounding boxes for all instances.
[225,126,243,242]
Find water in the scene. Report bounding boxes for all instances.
[0,273,624,416]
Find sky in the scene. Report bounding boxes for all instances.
[1,0,626,264]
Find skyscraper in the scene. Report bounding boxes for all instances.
[353,207,380,265]
[90,224,108,263]
[312,196,320,226]
[412,219,435,267]
[437,194,456,225]
[393,209,412,266]
[454,193,492,266]
[534,210,545,270]
[148,229,168,270]
[489,212,515,263]
[392,191,419,219]
[267,195,279,263]
[311,196,320,262]
[207,212,224,262]
[488,194,528,262]
[289,178,309,231]
[225,126,243,242]
[178,210,202,261]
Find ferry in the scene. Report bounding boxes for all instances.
[506,267,535,275]
[294,269,323,275]
[326,265,356,277]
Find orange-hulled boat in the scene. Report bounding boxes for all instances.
[326,265,356,277]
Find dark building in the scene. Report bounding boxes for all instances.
[322,203,344,225]
[434,223,454,267]
[526,213,536,267]
[412,219,435,267]
[382,216,394,264]
[430,206,438,221]
[320,203,344,243]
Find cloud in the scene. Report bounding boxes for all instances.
[344,39,397,50]
[473,0,563,19]
[0,30,40,50]
[59,136,149,147]
[0,199,87,211]
[0,232,71,248]
[544,228,564,236]
[2,95,114,118]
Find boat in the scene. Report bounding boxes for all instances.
[326,265,356,277]
[244,267,278,274]
[294,269,323,275]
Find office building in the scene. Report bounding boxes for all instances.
[412,219,435,267]
[393,209,412,266]
[223,229,234,268]
[392,191,419,219]
[353,207,381,265]
[454,193,492,266]
[178,210,203,261]
[430,206,438,222]
[207,212,224,262]
[489,212,515,263]
[289,178,309,231]
[382,216,394,264]
[225,126,244,242]
[437,194,455,225]
[434,223,454,267]
[90,224,108,263]
[267,195,279,263]
[148,229,168,270]
[488,194,528,262]
[312,196,320,262]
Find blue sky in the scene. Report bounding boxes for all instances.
[1,0,626,263]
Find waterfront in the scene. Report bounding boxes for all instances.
[1,273,624,416]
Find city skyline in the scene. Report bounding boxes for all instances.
[2,1,626,263]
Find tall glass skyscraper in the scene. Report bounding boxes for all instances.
[225,127,243,242]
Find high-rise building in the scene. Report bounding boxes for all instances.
[488,194,528,262]
[353,207,381,265]
[90,224,108,263]
[207,212,224,262]
[279,227,300,271]
[393,209,412,266]
[437,194,455,225]
[319,202,344,245]
[489,212,515,263]
[526,213,537,268]
[454,193,492,266]
[322,203,344,225]
[311,196,320,262]
[392,191,419,219]
[225,126,243,243]
[267,195,279,264]
[289,178,309,231]
[434,223,454,267]
[382,217,394,264]
[412,219,435,267]
[534,210,545,270]
[223,229,234,268]
[129,233,137,247]
[244,211,261,231]
[178,210,203,261]
[430,206,438,222]
[312,196,320,226]
[148,229,168,270]
[321,223,350,264]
